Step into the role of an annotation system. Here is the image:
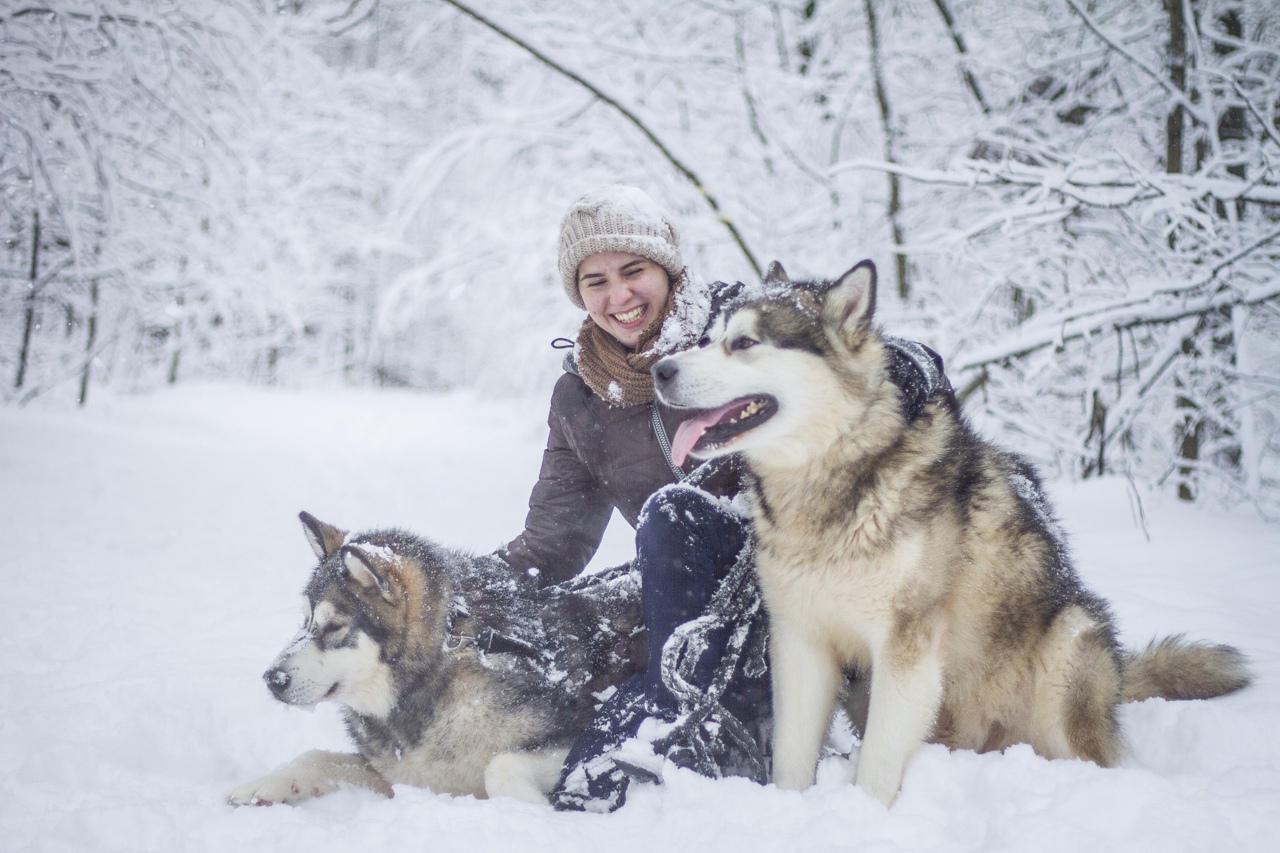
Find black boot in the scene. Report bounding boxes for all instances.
[550,675,675,813]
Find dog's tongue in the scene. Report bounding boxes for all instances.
[670,401,743,468]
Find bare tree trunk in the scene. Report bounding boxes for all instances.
[78,280,98,407]
[1215,6,1246,217]
[930,0,989,114]
[1085,388,1107,478]
[1164,0,1186,181]
[1175,336,1200,501]
[864,0,909,301]
[167,293,184,385]
[1166,0,1197,501]
[1203,5,1244,487]
[1174,3,1247,501]
[14,211,40,390]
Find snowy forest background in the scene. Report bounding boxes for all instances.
[3,0,1279,514]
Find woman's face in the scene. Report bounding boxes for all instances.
[577,251,672,349]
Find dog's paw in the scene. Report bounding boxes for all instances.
[226,751,394,807]
[226,774,314,807]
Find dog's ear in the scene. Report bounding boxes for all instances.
[824,260,877,343]
[300,511,346,560]
[764,260,790,285]
[340,545,397,604]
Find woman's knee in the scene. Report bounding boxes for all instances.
[639,485,721,542]
[636,485,746,582]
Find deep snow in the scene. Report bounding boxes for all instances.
[1,383,1278,853]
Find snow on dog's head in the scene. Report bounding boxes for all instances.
[653,260,894,470]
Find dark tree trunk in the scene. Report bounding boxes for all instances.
[168,294,183,385]
[1164,0,1186,180]
[1174,3,1247,501]
[15,212,40,390]
[864,0,909,301]
[1167,0,1197,501]
[930,0,988,114]
[78,280,98,407]
[1215,6,1246,218]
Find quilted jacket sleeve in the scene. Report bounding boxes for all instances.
[497,374,615,586]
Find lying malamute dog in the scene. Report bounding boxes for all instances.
[228,512,644,806]
[652,260,1251,807]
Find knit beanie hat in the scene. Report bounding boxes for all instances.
[557,185,684,309]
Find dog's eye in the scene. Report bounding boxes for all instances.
[730,336,758,352]
[696,335,711,348]
[319,623,349,643]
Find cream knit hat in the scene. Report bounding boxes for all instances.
[557,185,684,309]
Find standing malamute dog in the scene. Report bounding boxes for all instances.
[228,512,644,806]
[652,260,1251,807]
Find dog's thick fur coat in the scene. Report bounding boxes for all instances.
[653,261,1251,806]
[228,513,643,806]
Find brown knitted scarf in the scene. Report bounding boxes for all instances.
[574,275,686,408]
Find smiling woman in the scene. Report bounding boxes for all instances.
[493,185,778,812]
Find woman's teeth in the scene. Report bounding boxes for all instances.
[613,306,645,324]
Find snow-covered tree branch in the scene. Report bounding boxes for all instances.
[2,0,1276,512]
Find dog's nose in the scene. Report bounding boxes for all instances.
[263,667,290,696]
[652,357,678,385]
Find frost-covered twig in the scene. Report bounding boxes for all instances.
[437,0,763,278]
[1062,0,1200,119]
[1222,75,1280,152]
[828,157,1280,206]
[954,276,1280,374]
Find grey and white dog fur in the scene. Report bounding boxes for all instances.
[652,260,1252,807]
[228,512,644,807]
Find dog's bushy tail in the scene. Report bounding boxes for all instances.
[1121,634,1252,702]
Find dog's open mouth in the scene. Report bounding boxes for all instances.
[670,395,777,467]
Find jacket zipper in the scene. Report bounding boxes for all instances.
[650,402,686,481]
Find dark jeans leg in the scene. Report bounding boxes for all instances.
[550,484,752,812]
[637,485,750,704]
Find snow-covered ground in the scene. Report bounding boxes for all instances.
[2,384,1278,853]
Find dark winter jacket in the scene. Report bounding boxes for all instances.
[499,278,753,586]
[497,363,742,586]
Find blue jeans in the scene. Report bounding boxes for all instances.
[550,484,768,812]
